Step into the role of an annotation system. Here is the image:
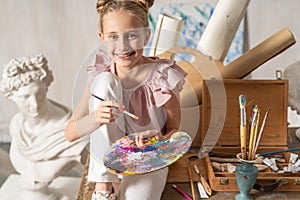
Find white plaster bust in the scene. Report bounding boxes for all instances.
[0,54,88,200]
[283,60,300,140]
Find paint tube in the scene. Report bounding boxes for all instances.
[283,166,291,172]
[287,157,300,173]
[263,157,278,172]
[227,163,236,173]
[197,182,209,199]
[294,159,300,168]
[289,153,298,164]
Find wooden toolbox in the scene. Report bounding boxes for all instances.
[201,79,300,191]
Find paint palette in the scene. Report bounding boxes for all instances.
[103,131,192,175]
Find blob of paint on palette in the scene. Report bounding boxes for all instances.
[103,131,192,175]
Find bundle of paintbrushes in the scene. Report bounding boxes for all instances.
[238,94,270,161]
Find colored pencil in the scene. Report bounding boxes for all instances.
[172,184,193,200]
[194,164,212,196]
[91,94,139,120]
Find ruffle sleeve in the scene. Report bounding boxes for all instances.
[149,59,187,107]
[86,50,113,85]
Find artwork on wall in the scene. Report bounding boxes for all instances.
[148,1,245,64]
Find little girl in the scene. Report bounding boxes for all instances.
[64,0,186,199]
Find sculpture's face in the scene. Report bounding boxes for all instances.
[10,81,48,118]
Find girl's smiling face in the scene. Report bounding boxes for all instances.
[99,10,150,70]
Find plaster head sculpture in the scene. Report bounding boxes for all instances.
[283,60,300,140]
[1,54,54,117]
[0,54,88,200]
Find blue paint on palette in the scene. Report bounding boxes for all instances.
[103,132,192,175]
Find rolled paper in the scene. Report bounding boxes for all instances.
[219,27,296,79]
[150,13,183,56]
[197,0,250,62]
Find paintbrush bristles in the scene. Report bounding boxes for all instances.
[239,94,247,107]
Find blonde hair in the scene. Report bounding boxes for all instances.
[96,0,154,32]
[0,54,53,98]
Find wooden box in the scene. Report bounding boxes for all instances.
[201,79,300,191]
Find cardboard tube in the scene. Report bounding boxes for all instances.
[219,27,296,79]
[197,0,250,62]
[150,13,183,56]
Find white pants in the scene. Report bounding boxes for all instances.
[88,72,168,200]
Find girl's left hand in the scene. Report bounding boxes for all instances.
[134,130,168,148]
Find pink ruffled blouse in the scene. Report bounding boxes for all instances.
[87,51,187,134]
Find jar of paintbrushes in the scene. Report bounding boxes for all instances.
[236,94,270,200]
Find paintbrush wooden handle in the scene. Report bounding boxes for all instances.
[210,157,240,163]
[200,176,212,196]
[253,108,270,157]
[186,159,195,200]
[258,147,300,156]
[248,126,255,160]
[194,164,212,197]
[248,104,258,161]
[251,111,260,160]
[240,125,247,160]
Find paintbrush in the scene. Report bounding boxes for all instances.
[91,94,139,120]
[239,94,247,160]
[251,108,260,160]
[186,158,195,200]
[194,164,211,197]
[258,147,300,157]
[253,107,270,158]
[248,104,258,160]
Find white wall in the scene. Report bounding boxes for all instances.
[0,0,99,141]
[246,0,300,126]
[1,0,300,141]
[246,0,300,79]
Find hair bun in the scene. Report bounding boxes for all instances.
[137,0,154,9]
[96,0,110,13]
[96,0,155,14]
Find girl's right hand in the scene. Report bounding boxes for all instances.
[94,100,121,124]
